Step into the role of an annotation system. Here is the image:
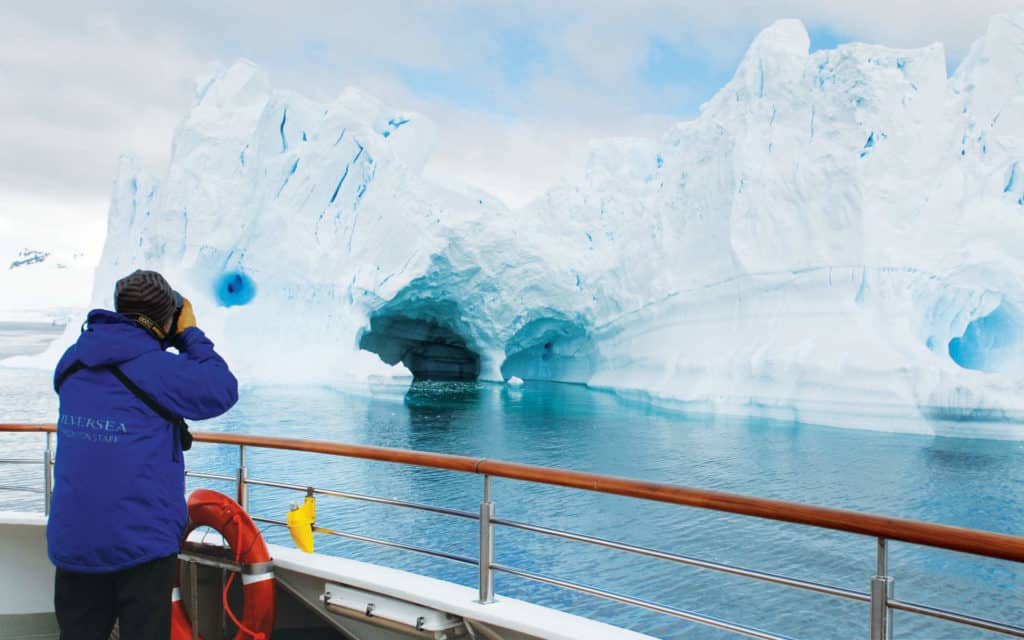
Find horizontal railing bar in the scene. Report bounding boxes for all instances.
[316,487,479,521]
[177,551,244,574]
[5,423,1024,564]
[888,598,1024,638]
[492,563,796,640]
[251,517,478,567]
[186,432,1024,563]
[0,484,44,494]
[11,425,1020,638]
[0,425,54,432]
[245,478,479,521]
[492,517,869,602]
[185,471,235,482]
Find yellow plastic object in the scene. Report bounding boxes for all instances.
[287,493,316,553]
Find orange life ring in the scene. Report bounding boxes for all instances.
[171,489,275,640]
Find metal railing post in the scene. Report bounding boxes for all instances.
[188,560,200,640]
[43,432,53,515]
[871,538,894,640]
[220,568,229,639]
[478,474,495,604]
[237,445,248,510]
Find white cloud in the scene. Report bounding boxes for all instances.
[0,10,204,196]
[2,0,1023,251]
[789,0,1024,59]
[0,191,107,261]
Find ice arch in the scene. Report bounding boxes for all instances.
[948,302,1023,374]
[501,318,597,383]
[358,309,480,381]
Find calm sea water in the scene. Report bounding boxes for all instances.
[2,339,1023,639]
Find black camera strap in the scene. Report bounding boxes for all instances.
[54,361,86,390]
[55,360,193,451]
[106,367,192,451]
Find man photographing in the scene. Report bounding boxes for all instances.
[48,270,238,640]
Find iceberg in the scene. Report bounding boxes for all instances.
[14,14,1024,438]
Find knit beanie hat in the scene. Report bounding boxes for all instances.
[114,270,177,328]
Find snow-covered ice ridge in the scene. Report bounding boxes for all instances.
[17,14,1024,438]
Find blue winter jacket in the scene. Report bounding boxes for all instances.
[48,309,238,573]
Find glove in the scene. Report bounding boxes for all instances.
[175,298,197,335]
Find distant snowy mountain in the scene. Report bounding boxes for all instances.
[9,249,52,270]
[12,13,1024,438]
[1,247,94,323]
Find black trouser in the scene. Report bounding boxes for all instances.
[54,555,176,640]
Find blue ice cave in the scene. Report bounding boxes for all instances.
[359,308,480,381]
[501,318,597,383]
[948,303,1021,373]
[215,271,257,307]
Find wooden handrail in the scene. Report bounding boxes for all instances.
[5,423,1024,562]
[0,424,56,433]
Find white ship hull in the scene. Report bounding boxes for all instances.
[0,511,655,640]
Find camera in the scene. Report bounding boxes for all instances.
[169,290,184,334]
[159,290,185,350]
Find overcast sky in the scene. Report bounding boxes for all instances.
[2,1,1022,260]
